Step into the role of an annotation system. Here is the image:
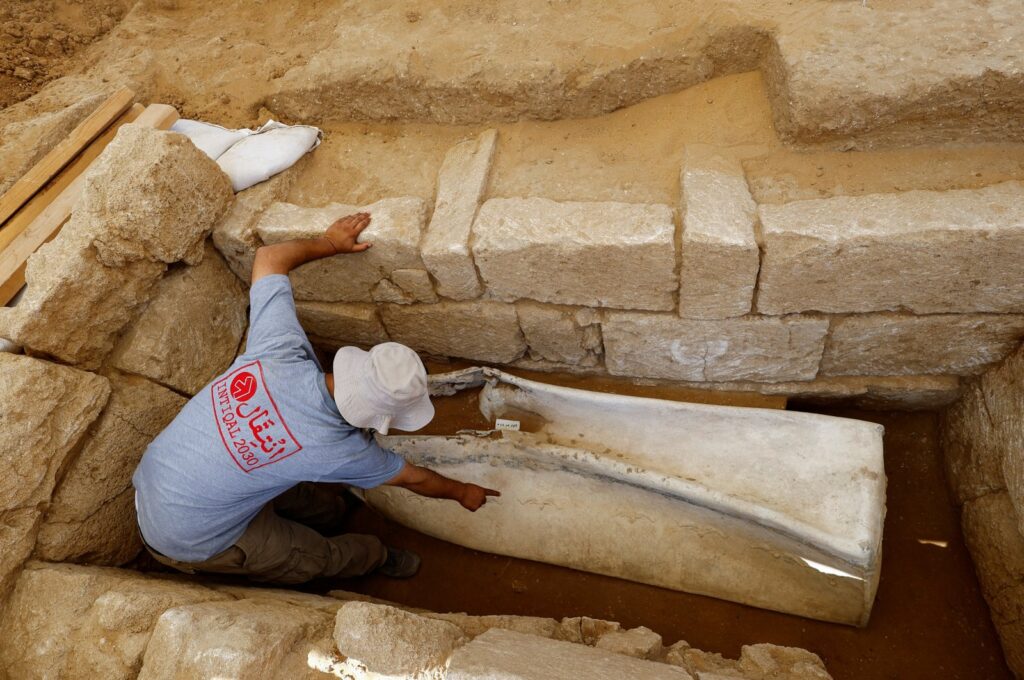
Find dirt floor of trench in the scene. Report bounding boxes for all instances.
[322,376,1011,680]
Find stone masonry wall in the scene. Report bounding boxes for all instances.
[215,130,1024,409]
[940,343,1024,676]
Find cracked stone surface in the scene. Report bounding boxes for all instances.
[382,301,527,364]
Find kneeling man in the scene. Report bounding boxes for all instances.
[133,212,498,584]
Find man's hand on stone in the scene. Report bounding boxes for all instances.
[324,212,373,254]
[459,483,501,512]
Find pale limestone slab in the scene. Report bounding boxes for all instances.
[372,268,439,305]
[821,314,1024,376]
[110,243,247,395]
[422,130,497,300]
[0,355,110,600]
[139,600,334,680]
[256,197,428,302]
[35,374,185,565]
[678,146,759,319]
[381,301,526,363]
[515,301,601,366]
[757,182,1024,315]
[333,602,466,678]
[472,197,677,311]
[447,628,693,679]
[601,312,828,382]
[0,562,228,680]
[296,300,390,348]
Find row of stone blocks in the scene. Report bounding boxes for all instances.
[0,561,833,679]
[941,343,1024,677]
[240,132,1024,319]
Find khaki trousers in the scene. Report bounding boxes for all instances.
[147,483,387,584]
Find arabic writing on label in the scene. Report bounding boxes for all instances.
[211,361,302,472]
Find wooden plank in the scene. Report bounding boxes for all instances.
[0,102,179,305]
[0,87,135,227]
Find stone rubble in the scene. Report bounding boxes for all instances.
[422,129,497,300]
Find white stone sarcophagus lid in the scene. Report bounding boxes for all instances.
[366,367,886,626]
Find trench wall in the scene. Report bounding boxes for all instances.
[940,342,1024,677]
[214,129,1024,411]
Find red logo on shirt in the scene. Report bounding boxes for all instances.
[211,361,302,473]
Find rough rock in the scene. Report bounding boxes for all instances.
[821,314,1024,377]
[961,493,1024,677]
[594,626,663,660]
[447,628,693,680]
[0,229,166,369]
[210,584,349,613]
[738,643,831,679]
[381,301,526,363]
[472,197,677,311]
[138,599,334,680]
[296,300,390,349]
[557,617,622,645]
[602,312,828,382]
[516,301,602,366]
[760,374,961,411]
[35,373,186,565]
[757,182,1024,315]
[69,124,234,267]
[664,642,743,678]
[422,130,497,300]
[109,243,248,395]
[941,380,1008,506]
[333,602,467,678]
[979,346,1024,531]
[0,354,109,599]
[678,146,759,319]
[427,612,561,641]
[372,269,439,305]
[0,562,228,680]
[211,159,306,281]
[256,197,428,302]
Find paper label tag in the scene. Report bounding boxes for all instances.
[495,418,521,432]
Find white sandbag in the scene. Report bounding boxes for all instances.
[170,119,252,160]
[216,120,322,192]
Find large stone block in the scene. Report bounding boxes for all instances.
[0,354,109,599]
[382,301,526,363]
[447,628,693,680]
[212,160,305,282]
[422,130,496,300]
[821,314,1024,377]
[940,380,1008,506]
[978,345,1024,533]
[69,124,234,267]
[138,599,334,680]
[516,301,601,367]
[110,243,248,395]
[472,197,677,311]
[757,182,1024,315]
[961,493,1024,677]
[256,197,428,302]
[0,229,166,369]
[602,312,828,382]
[35,373,186,565]
[296,300,390,349]
[0,562,228,680]
[678,146,759,319]
[333,602,467,678]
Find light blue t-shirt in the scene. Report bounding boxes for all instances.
[133,274,405,562]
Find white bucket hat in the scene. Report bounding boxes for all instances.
[332,343,434,435]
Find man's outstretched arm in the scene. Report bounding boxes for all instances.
[386,462,500,512]
[251,212,373,284]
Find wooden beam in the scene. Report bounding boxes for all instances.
[0,87,135,227]
[0,102,180,305]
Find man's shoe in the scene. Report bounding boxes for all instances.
[377,546,421,578]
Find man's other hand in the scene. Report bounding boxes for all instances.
[459,483,501,512]
[324,212,373,253]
